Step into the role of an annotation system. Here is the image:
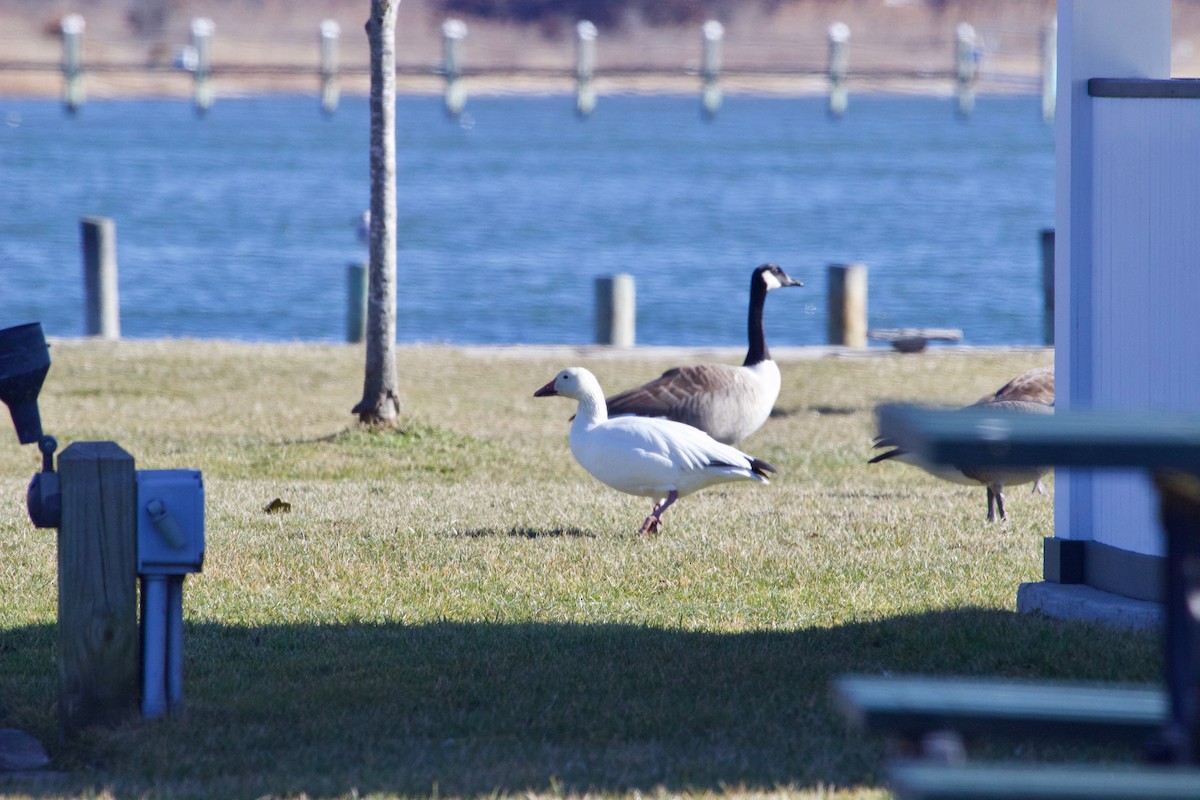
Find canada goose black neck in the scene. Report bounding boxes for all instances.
[744,269,771,367]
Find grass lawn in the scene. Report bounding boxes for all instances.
[0,340,1158,799]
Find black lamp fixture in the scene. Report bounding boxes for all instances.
[0,322,61,528]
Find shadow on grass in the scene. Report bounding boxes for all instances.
[0,609,1158,798]
[453,526,597,539]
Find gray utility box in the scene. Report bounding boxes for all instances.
[136,469,204,575]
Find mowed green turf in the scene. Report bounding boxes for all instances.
[0,340,1157,799]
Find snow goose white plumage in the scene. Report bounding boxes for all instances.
[601,263,803,444]
[535,367,775,534]
[870,367,1054,522]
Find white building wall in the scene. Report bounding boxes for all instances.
[1089,96,1200,556]
[1054,0,1172,558]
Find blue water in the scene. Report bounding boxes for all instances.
[0,93,1054,346]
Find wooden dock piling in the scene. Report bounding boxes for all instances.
[701,20,724,120]
[319,20,341,117]
[81,216,120,340]
[57,442,139,736]
[1041,17,1057,122]
[190,17,215,116]
[1041,228,1055,345]
[955,23,978,118]
[575,21,597,118]
[595,274,635,348]
[827,263,867,348]
[827,22,850,118]
[347,262,367,343]
[442,19,468,118]
[60,14,85,114]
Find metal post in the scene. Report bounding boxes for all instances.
[442,19,468,118]
[61,14,85,115]
[575,21,597,118]
[827,22,850,118]
[827,263,867,348]
[81,216,120,340]
[595,274,635,348]
[955,23,978,119]
[701,20,723,120]
[319,19,341,117]
[1041,17,1057,122]
[140,575,168,719]
[190,17,215,117]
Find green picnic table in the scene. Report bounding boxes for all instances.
[835,404,1200,798]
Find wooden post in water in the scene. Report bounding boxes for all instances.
[827,22,850,118]
[954,23,978,118]
[81,216,120,340]
[1040,228,1055,346]
[442,19,468,118]
[1041,17,1057,122]
[57,441,139,736]
[190,17,215,117]
[60,14,85,115]
[575,21,597,118]
[700,20,723,120]
[827,263,867,348]
[347,262,367,343]
[319,19,341,117]
[595,274,635,348]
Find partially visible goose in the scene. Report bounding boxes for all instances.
[601,263,803,444]
[870,367,1054,522]
[535,367,775,534]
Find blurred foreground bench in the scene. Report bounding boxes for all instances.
[835,405,1200,798]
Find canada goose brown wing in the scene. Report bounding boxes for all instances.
[976,367,1054,406]
[604,363,743,428]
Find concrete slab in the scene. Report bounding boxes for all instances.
[1017,581,1163,630]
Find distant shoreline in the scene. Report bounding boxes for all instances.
[0,71,1039,101]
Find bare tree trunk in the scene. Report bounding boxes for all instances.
[353,0,402,426]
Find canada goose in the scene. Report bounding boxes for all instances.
[601,263,803,445]
[870,367,1054,522]
[535,367,775,535]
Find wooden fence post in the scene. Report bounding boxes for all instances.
[319,19,341,117]
[595,274,635,348]
[701,20,723,120]
[61,14,85,115]
[57,442,139,735]
[827,263,867,348]
[827,22,850,118]
[81,216,120,339]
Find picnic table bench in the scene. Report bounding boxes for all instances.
[834,405,1200,798]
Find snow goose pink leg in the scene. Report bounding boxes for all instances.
[641,490,679,535]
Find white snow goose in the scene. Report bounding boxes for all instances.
[535,367,775,534]
[870,367,1055,522]
[601,263,804,444]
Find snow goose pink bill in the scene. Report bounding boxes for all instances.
[534,367,776,535]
